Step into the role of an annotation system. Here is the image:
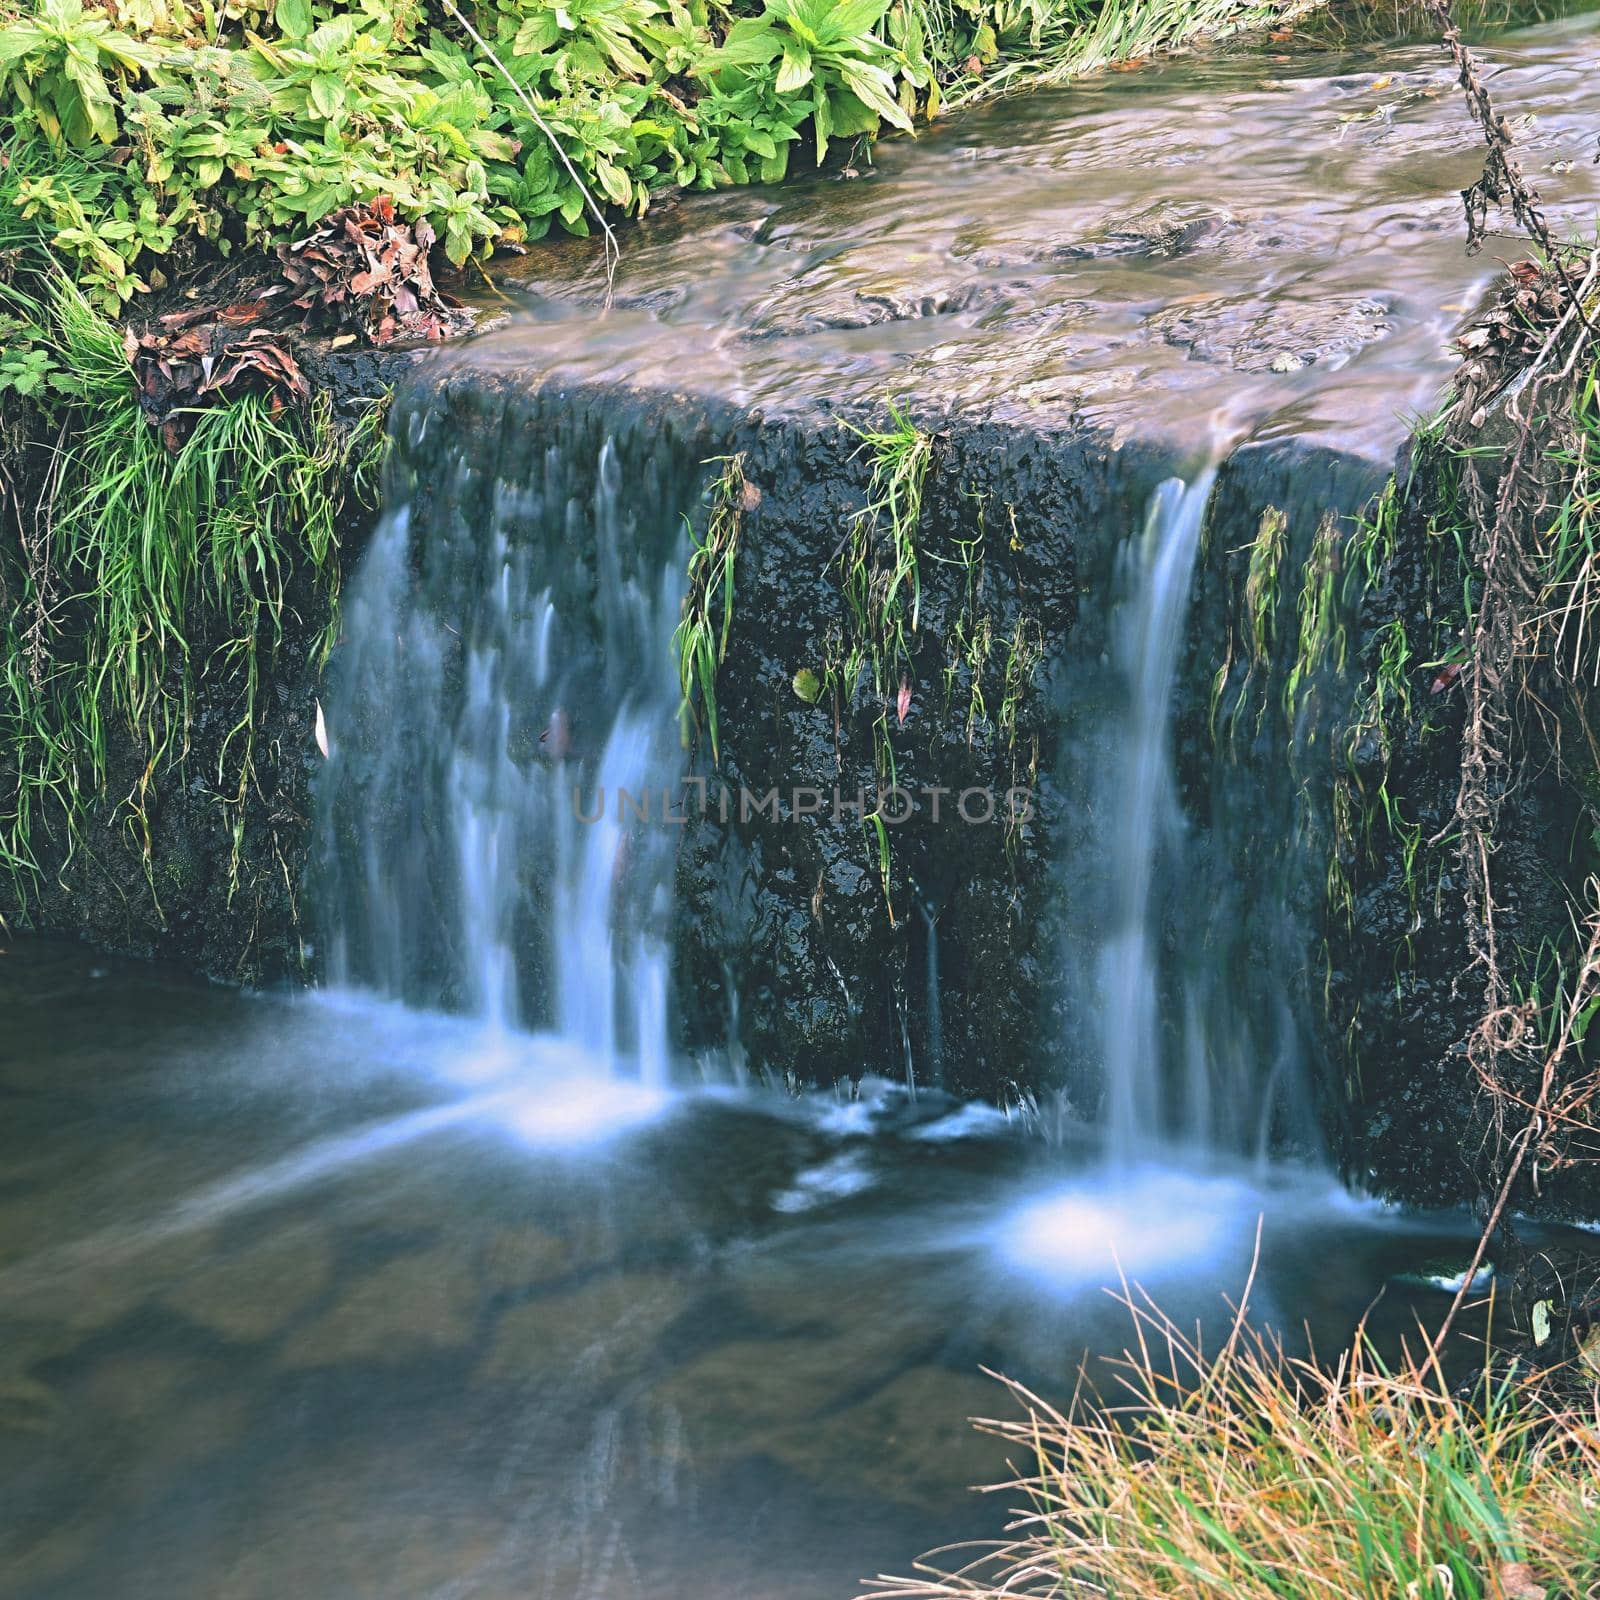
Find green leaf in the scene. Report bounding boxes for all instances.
[92,29,164,73]
[699,17,782,70]
[822,0,892,39]
[512,12,563,54]
[62,52,118,143]
[775,40,812,92]
[470,128,520,162]
[812,76,831,161]
[1532,1299,1554,1348]
[309,74,345,120]
[594,158,631,206]
[0,22,47,64]
[275,0,312,37]
[838,61,910,129]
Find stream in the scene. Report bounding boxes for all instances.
[6,6,1600,1597]
[0,939,1555,1600]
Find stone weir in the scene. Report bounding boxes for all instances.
[16,7,1600,1200]
[323,362,1387,1154]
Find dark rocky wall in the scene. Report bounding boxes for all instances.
[1316,442,1595,1213]
[673,407,1178,1106]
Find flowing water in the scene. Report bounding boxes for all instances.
[1095,476,1223,1162]
[316,406,693,1068]
[473,5,1600,452]
[0,940,1570,1600]
[7,8,1600,1597]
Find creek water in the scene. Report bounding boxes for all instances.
[0,939,1551,1600]
[8,7,1600,1597]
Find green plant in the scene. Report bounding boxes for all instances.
[0,0,1320,315]
[1284,510,1345,753]
[874,1289,1600,1600]
[997,613,1040,749]
[0,0,162,146]
[673,452,746,764]
[1214,504,1287,743]
[862,806,895,924]
[0,266,386,901]
[839,400,930,711]
[912,0,1305,106]
[696,0,919,163]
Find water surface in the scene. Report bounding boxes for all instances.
[0,939,1546,1600]
[473,7,1600,458]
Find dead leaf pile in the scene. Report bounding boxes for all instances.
[125,196,474,450]
[1454,260,1573,377]
[127,304,310,450]
[276,197,470,347]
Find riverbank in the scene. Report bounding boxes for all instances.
[877,1292,1600,1600]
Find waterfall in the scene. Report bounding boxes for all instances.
[1072,471,1308,1168]
[315,394,693,1084]
[1098,475,1214,1163]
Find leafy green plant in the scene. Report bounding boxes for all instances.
[673,453,747,764]
[697,0,919,162]
[0,0,161,146]
[0,266,386,900]
[0,0,1316,312]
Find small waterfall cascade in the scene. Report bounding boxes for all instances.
[1071,472,1310,1168]
[315,390,698,1082]
[1098,475,1214,1163]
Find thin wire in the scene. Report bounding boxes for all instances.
[441,0,621,305]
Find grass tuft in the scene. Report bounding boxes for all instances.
[673,452,749,766]
[870,1283,1600,1600]
[1,264,386,906]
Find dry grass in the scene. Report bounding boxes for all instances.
[867,1263,1600,1600]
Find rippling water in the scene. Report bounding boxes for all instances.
[459,5,1600,457]
[2,939,1585,1600]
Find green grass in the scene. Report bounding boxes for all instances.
[1540,362,1600,688]
[1284,510,1345,755]
[673,452,748,765]
[872,1287,1600,1600]
[0,265,385,903]
[918,0,1323,104]
[843,400,931,703]
[997,613,1041,750]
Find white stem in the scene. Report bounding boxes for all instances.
[442,0,621,304]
